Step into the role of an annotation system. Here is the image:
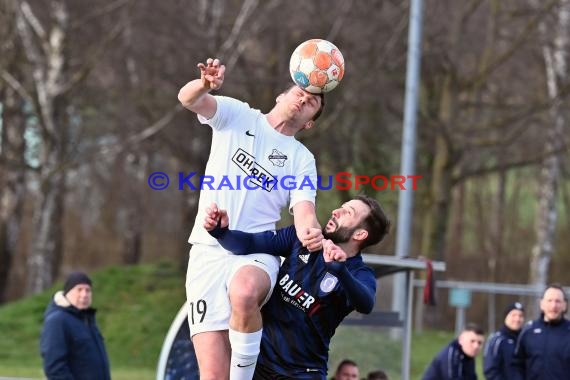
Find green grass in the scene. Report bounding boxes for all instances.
[0,366,154,380]
[328,327,456,380]
[0,262,185,380]
[0,263,479,379]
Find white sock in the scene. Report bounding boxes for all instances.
[229,328,263,380]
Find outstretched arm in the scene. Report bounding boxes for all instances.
[322,240,376,313]
[204,203,296,256]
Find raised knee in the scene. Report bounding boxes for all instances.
[230,284,261,311]
[230,278,268,311]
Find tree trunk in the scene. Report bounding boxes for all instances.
[121,205,143,265]
[120,153,146,265]
[0,85,27,302]
[528,0,569,316]
[119,7,144,265]
[490,168,506,283]
[28,160,66,292]
[16,0,70,293]
[420,77,454,261]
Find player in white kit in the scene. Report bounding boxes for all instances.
[178,58,325,380]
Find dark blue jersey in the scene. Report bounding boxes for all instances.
[483,326,520,380]
[512,316,570,380]
[421,339,477,380]
[211,225,376,379]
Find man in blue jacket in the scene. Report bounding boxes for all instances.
[40,272,110,380]
[483,301,525,380]
[512,284,570,380]
[422,323,485,380]
[203,195,391,379]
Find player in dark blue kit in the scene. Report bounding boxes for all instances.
[512,285,570,380]
[483,302,525,380]
[203,195,391,380]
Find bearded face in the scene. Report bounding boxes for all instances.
[322,217,358,244]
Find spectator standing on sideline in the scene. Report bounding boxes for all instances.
[483,301,525,380]
[422,323,485,380]
[512,284,570,380]
[178,57,324,380]
[40,272,110,380]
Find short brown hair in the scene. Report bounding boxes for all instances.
[355,195,391,249]
[463,322,485,336]
[543,283,568,302]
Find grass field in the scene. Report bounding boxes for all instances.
[0,263,475,379]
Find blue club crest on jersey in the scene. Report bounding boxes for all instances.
[320,273,338,293]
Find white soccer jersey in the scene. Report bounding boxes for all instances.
[188,96,317,246]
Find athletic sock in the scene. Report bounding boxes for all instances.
[229,328,263,380]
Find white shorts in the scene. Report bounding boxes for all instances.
[185,243,280,337]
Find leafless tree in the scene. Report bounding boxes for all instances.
[6,0,128,293]
[528,0,570,315]
[0,0,27,302]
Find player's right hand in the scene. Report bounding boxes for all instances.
[322,239,347,263]
[197,58,225,91]
[203,202,229,231]
[300,227,323,252]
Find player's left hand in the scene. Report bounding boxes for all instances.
[322,239,347,262]
[300,227,323,252]
[203,202,229,231]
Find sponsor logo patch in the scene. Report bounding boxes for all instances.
[232,148,276,191]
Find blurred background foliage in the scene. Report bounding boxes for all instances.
[0,0,569,331]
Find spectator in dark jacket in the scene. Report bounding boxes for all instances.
[422,323,485,380]
[512,284,570,380]
[40,272,111,380]
[483,301,525,380]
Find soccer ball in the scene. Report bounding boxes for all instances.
[289,39,345,94]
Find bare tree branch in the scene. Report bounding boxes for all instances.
[217,0,259,60]
[123,105,184,148]
[326,0,353,42]
[0,69,35,107]
[60,19,126,95]
[454,142,570,184]
[16,2,44,67]
[223,0,282,71]
[377,11,409,67]
[14,3,53,141]
[19,0,50,58]
[465,0,558,88]
[19,1,46,39]
[71,0,133,29]
[92,105,183,164]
